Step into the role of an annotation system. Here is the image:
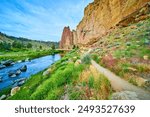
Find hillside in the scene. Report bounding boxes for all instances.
[0,32,59,50]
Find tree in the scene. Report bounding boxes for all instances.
[0,42,11,51]
[12,41,22,48]
[51,43,55,50]
[27,43,32,48]
[0,42,3,50]
[40,45,42,49]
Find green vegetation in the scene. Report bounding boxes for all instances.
[9,50,84,100]
[88,75,94,88]
[0,87,11,97]
[0,32,61,61]
[8,49,112,100]
[0,32,59,51]
[0,49,60,61]
[68,74,112,100]
[81,54,91,64]
[91,53,100,63]
[128,78,138,86]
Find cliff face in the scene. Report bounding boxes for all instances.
[59,26,73,49]
[59,0,150,48]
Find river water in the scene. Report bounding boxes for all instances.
[0,54,61,90]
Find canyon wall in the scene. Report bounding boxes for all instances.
[59,0,150,49]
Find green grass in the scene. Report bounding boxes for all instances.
[88,75,94,88]
[9,50,85,100]
[0,49,61,61]
[10,63,85,100]
[0,87,11,97]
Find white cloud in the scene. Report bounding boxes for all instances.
[0,0,93,41]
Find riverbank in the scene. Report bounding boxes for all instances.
[9,49,112,100]
[0,54,61,100]
[0,49,61,62]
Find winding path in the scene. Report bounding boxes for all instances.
[92,60,150,100]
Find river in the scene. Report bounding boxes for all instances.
[0,54,61,90]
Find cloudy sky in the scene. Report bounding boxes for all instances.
[0,0,93,42]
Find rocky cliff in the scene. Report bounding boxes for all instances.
[59,26,73,49]
[59,0,150,49]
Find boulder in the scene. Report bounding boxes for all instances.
[1,60,14,66]
[13,78,26,84]
[0,76,3,82]
[11,87,20,96]
[17,60,22,63]
[126,42,132,46]
[8,70,21,78]
[112,91,139,100]
[10,74,17,78]
[0,64,6,69]
[17,80,25,86]
[143,55,149,60]
[8,71,17,78]
[43,68,51,76]
[16,69,21,75]
[12,78,26,87]
[11,62,15,65]
[8,66,27,78]
[25,58,30,62]
[20,65,27,72]
[145,80,150,87]
[0,95,7,100]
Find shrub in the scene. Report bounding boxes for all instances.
[91,54,100,63]
[128,78,138,86]
[81,54,91,64]
[101,54,117,68]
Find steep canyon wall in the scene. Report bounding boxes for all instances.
[59,0,150,49]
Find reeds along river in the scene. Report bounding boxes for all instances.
[0,54,61,90]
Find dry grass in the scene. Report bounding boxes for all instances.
[75,64,112,100]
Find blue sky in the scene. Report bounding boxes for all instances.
[0,0,93,42]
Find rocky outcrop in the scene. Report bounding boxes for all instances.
[59,0,150,48]
[11,87,20,96]
[0,94,7,100]
[112,91,139,100]
[59,26,73,49]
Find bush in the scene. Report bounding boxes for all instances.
[91,54,100,63]
[81,54,91,64]
[101,54,117,68]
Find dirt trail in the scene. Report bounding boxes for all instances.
[92,60,150,100]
